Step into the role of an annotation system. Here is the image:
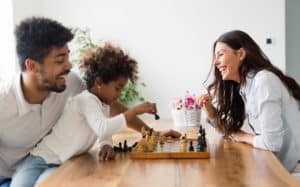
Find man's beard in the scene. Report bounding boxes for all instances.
[39,70,70,93]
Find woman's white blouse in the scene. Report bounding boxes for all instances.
[239,70,300,172]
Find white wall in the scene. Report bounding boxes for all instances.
[13,0,43,24]
[0,0,16,81]
[13,0,286,119]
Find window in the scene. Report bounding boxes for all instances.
[0,0,16,82]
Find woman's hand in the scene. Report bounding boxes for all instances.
[196,94,215,119]
[98,144,116,161]
[230,130,254,145]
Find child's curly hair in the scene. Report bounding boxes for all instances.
[80,43,138,89]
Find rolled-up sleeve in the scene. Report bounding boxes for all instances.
[252,73,285,152]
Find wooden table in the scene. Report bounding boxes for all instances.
[38,119,300,187]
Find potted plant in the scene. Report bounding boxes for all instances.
[69,28,145,106]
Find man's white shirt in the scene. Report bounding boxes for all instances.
[0,72,85,179]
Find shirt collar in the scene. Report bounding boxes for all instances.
[239,71,256,96]
[84,90,110,112]
[12,73,40,116]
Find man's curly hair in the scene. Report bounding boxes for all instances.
[80,44,138,89]
[15,17,74,71]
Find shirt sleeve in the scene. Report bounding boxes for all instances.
[79,94,127,139]
[66,71,86,96]
[252,72,286,152]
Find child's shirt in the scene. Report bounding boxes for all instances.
[31,90,127,164]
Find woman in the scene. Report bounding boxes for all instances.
[197,30,300,172]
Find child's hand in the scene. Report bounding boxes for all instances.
[98,144,115,161]
[196,94,215,119]
[132,102,157,115]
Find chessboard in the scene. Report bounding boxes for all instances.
[127,126,209,159]
[129,138,209,159]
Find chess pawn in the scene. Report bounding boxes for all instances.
[188,141,194,152]
[180,141,187,152]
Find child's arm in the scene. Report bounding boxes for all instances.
[123,102,157,123]
[110,101,181,138]
[110,101,153,132]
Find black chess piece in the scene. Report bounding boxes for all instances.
[199,125,203,135]
[201,129,207,148]
[113,146,119,152]
[131,141,138,148]
[118,142,122,151]
[154,114,160,120]
[196,143,204,152]
[123,140,128,152]
[188,141,194,152]
[197,135,205,152]
[128,147,132,152]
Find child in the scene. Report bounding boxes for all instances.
[11,44,159,187]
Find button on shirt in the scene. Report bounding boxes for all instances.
[240,70,300,171]
[0,72,85,179]
[31,90,127,164]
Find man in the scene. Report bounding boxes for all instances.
[0,17,180,186]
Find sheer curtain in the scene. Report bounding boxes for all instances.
[0,0,16,82]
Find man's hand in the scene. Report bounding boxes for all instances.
[98,145,116,161]
[159,129,181,138]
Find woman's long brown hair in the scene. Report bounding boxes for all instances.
[207,30,300,133]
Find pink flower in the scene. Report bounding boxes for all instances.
[172,97,183,110]
[172,92,201,110]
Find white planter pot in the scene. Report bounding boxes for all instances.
[171,109,201,127]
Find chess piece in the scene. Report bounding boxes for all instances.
[113,146,120,152]
[159,136,165,144]
[149,128,153,136]
[180,142,187,152]
[141,126,146,137]
[188,141,194,152]
[123,140,128,152]
[201,129,207,148]
[154,114,160,120]
[196,139,204,152]
[199,125,203,135]
[131,141,138,148]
